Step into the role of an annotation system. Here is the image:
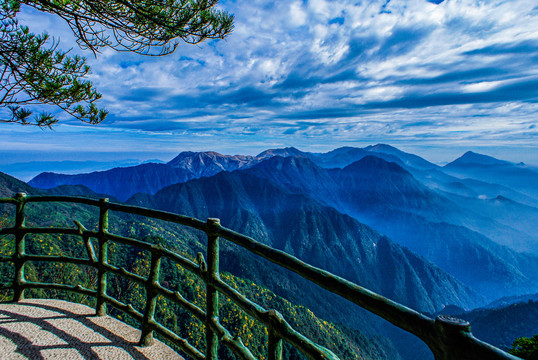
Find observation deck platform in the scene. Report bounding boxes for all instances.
[0,299,183,360]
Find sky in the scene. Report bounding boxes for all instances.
[1,0,537,169]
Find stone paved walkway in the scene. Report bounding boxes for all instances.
[0,299,184,359]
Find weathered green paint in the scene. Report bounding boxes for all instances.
[13,193,27,301]
[140,250,162,347]
[75,220,97,263]
[206,218,221,360]
[0,195,521,360]
[96,198,109,316]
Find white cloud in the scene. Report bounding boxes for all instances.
[461,80,504,93]
[289,2,307,26]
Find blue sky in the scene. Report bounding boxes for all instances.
[1,0,537,167]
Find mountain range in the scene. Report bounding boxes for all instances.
[26,144,440,201]
[1,164,482,360]
[4,144,538,359]
[242,155,538,299]
[25,145,538,301]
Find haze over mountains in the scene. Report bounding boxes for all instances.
[127,170,482,313]
[25,144,538,302]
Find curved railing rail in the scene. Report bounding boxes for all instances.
[0,193,520,360]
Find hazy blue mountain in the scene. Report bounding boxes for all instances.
[243,155,538,300]
[0,159,155,182]
[299,144,438,171]
[438,194,538,252]
[444,151,538,199]
[247,155,453,225]
[335,157,537,253]
[246,154,537,247]
[363,209,538,299]
[336,156,441,215]
[425,173,538,208]
[127,171,483,313]
[29,151,263,201]
[29,163,193,201]
[409,167,538,248]
[461,300,538,350]
[306,146,406,169]
[448,151,511,166]
[363,144,439,170]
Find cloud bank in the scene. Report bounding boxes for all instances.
[3,0,537,164]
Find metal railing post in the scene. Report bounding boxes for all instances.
[428,316,521,360]
[96,198,109,316]
[13,192,27,301]
[140,249,162,346]
[206,218,221,360]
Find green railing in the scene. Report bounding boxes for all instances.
[0,193,520,360]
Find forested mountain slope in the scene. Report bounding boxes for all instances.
[127,170,483,313]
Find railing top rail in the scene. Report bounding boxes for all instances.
[215,225,436,337]
[0,195,207,231]
[0,197,18,205]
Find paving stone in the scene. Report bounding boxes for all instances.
[0,299,184,360]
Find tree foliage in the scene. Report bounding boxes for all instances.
[509,335,538,360]
[0,0,233,127]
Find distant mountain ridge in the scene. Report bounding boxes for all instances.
[30,163,192,201]
[447,151,511,166]
[27,144,441,201]
[444,151,538,199]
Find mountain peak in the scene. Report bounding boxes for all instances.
[362,144,438,170]
[168,151,223,166]
[255,147,306,159]
[343,155,410,175]
[167,151,254,168]
[447,151,510,167]
[255,153,319,169]
[364,143,399,152]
